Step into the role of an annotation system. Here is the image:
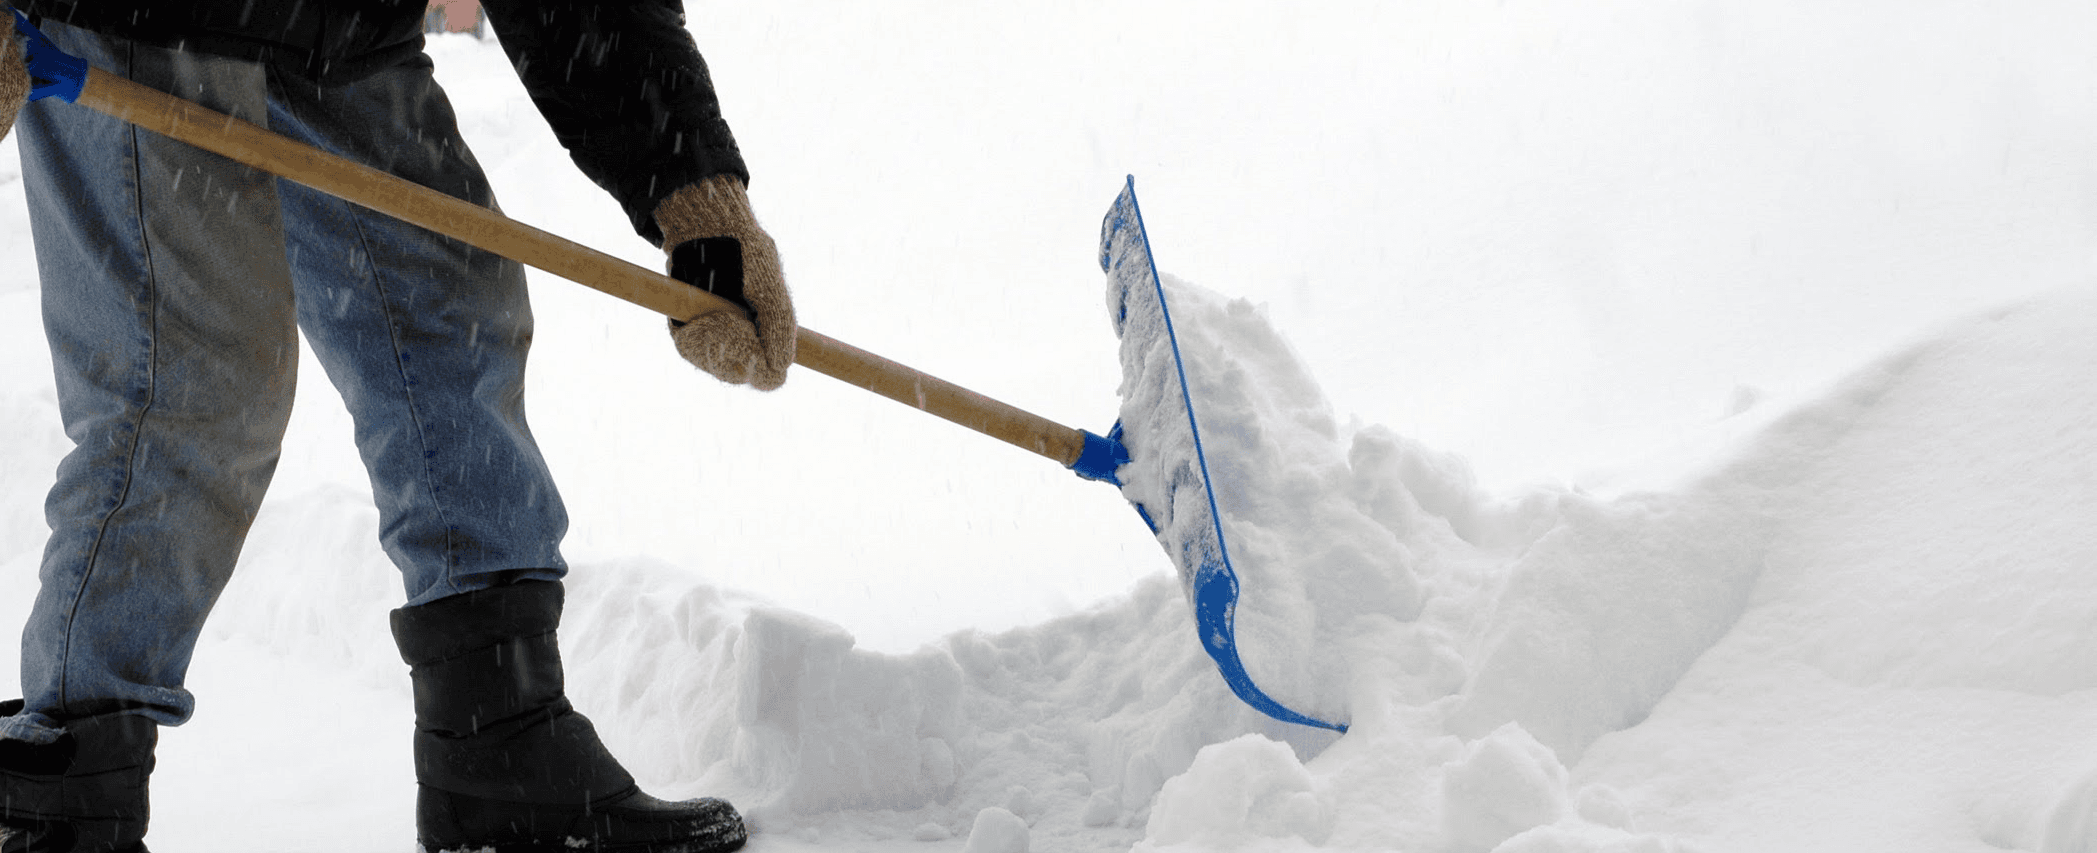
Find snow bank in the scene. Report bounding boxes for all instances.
[539,280,2097,853]
[553,555,1240,850]
[1567,292,2097,852]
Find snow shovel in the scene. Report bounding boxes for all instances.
[20,20,1345,733]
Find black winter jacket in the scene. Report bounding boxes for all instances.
[20,0,748,245]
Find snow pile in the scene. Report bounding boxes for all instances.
[569,278,2097,853]
[552,544,1245,850]
[1112,266,1427,726]
[1065,277,2097,853]
[542,277,2097,853]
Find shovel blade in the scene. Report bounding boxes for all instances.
[1095,177,1345,733]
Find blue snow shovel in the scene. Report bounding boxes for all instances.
[20,16,1345,733]
[1095,180,1347,733]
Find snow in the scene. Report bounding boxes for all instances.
[4,2,2097,852]
[962,808,1030,853]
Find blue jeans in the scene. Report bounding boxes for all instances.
[4,22,568,738]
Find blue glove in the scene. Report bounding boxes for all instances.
[11,8,86,103]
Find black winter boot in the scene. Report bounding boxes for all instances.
[0,700,156,853]
[391,580,745,853]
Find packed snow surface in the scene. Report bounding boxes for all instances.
[3,2,2097,852]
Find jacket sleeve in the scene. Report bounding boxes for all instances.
[480,0,749,247]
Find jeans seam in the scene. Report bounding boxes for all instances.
[341,204,461,593]
[58,41,160,715]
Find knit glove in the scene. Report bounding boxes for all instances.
[0,8,31,142]
[654,174,796,391]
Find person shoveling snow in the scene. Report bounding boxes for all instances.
[0,3,788,851]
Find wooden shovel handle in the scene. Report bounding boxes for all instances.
[73,67,1090,469]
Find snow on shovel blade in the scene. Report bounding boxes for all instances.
[1094,177,1346,733]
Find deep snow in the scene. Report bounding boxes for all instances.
[2,2,2097,852]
